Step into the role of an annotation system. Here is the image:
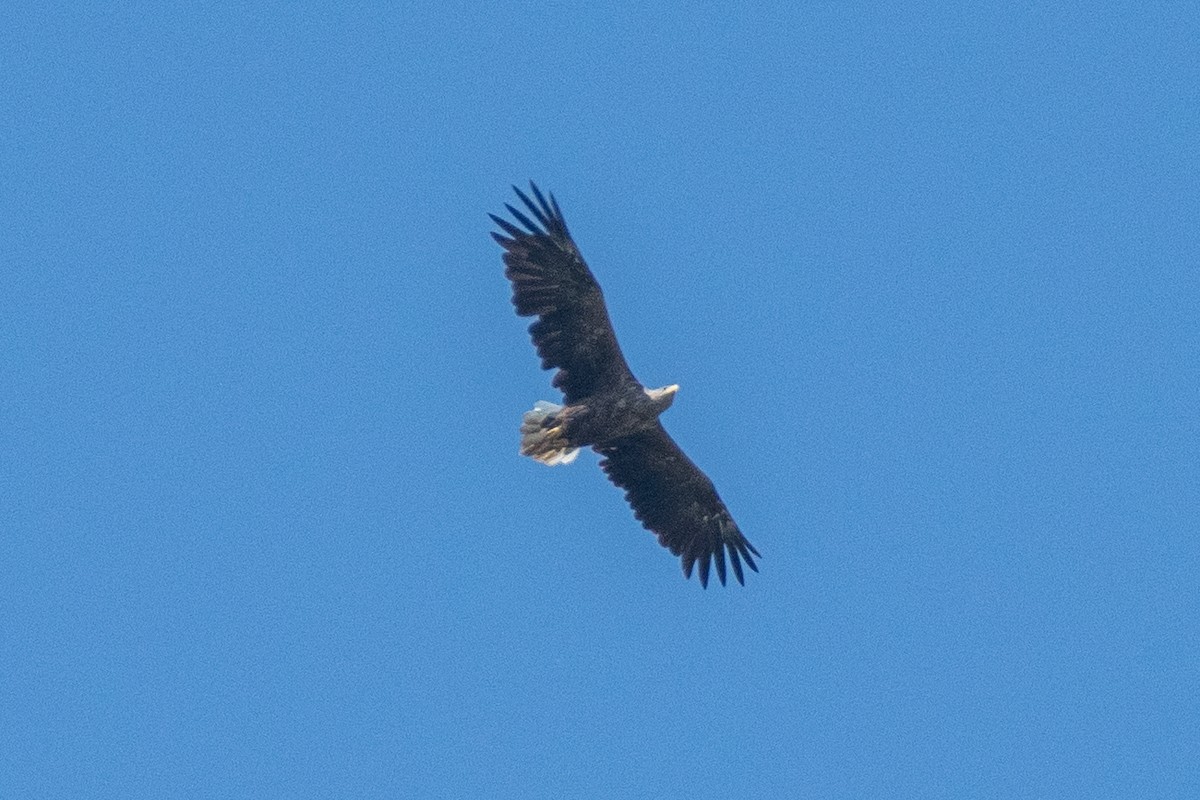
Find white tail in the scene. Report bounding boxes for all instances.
[519,401,580,466]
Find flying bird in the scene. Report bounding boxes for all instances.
[491,183,760,588]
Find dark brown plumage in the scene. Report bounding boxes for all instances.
[491,183,760,587]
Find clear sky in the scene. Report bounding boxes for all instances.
[3,3,1197,798]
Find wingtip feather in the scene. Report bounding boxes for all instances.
[729,547,745,585]
[490,213,524,239]
[504,203,542,235]
[714,544,728,586]
[529,182,554,221]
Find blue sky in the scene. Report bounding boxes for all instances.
[3,3,1197,797]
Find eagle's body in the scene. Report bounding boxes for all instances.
[521,383,677,461]
[491,184,760,588]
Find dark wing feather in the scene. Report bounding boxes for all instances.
[491,183,637,403]
[597,422,760,588]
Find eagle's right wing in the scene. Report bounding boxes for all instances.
[597,422,760,588]
[491,184,638,403]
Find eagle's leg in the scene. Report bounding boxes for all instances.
[519,401,580,466]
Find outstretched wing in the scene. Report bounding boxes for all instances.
[491,183,637,403]
[597,422,760,588]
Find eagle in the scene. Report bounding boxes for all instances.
[491,183,760,588]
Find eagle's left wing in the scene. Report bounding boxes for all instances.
[597,422,760,587]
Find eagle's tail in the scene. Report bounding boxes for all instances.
[520,401,580,466]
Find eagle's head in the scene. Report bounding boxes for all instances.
[645,384,679,412]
